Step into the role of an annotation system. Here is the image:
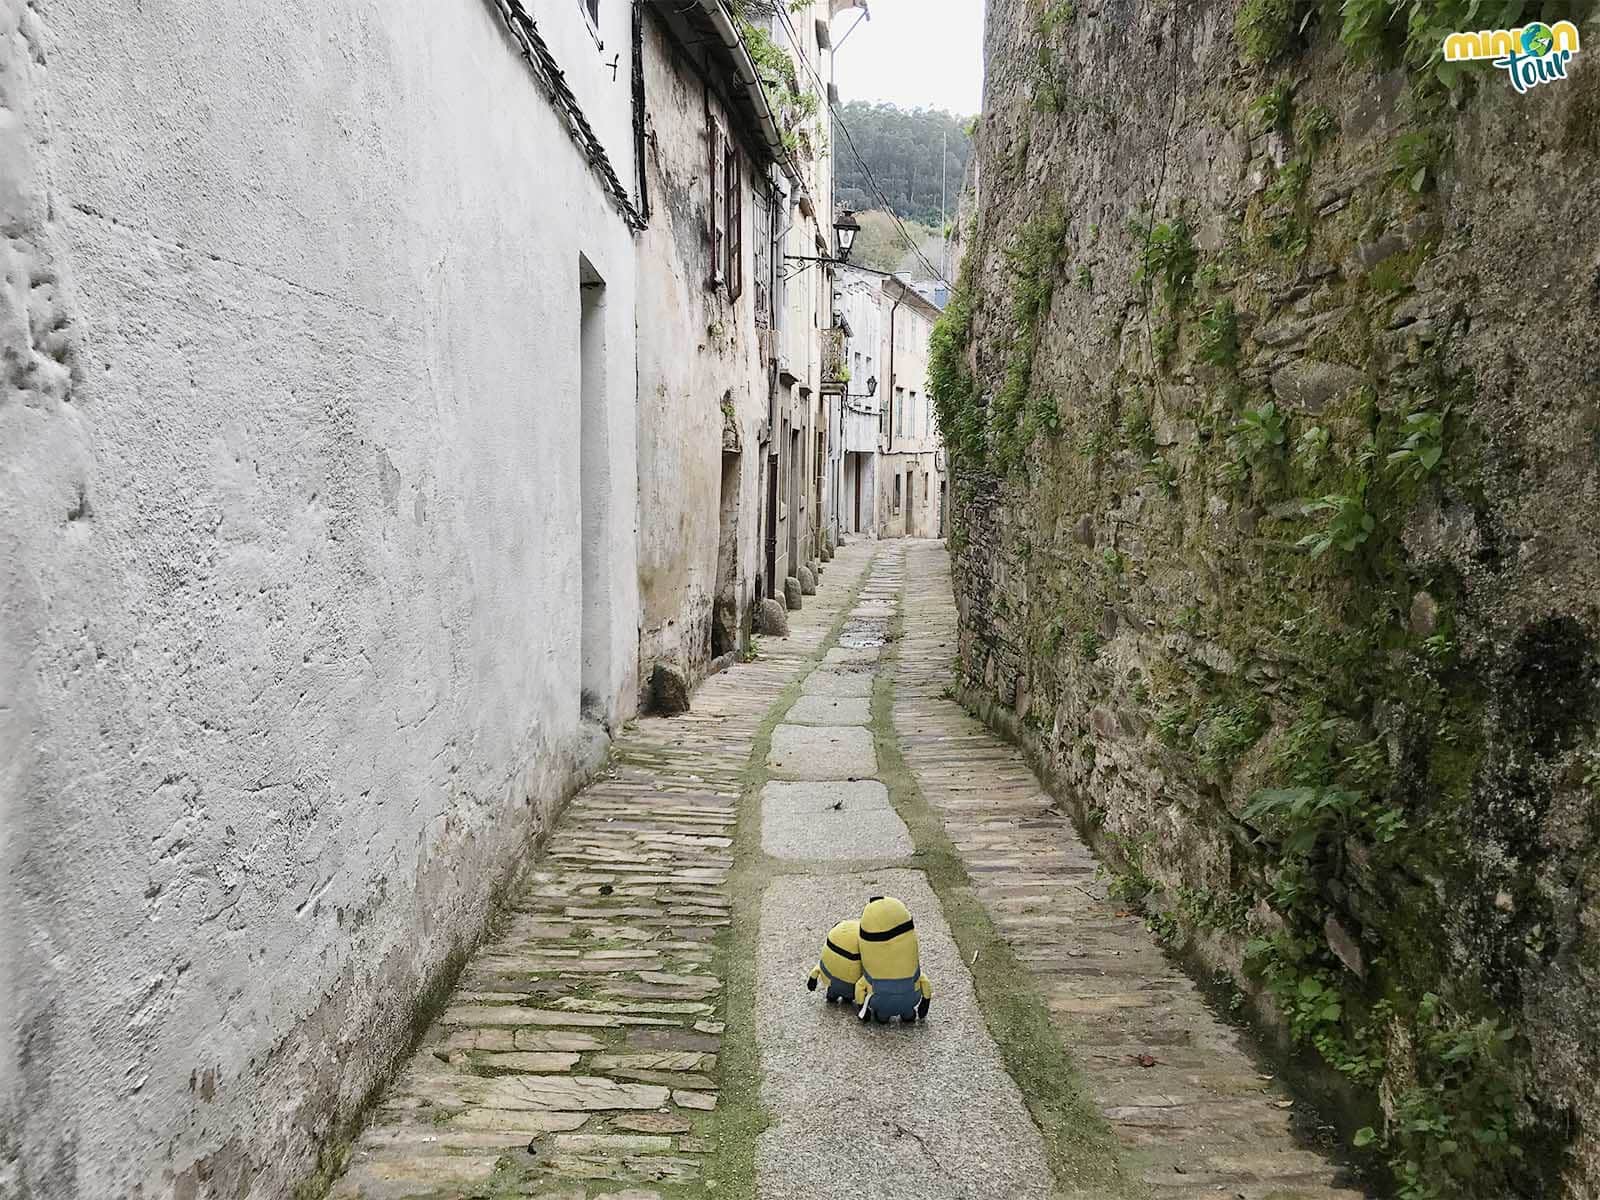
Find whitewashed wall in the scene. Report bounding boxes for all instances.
[0,0,640,1194]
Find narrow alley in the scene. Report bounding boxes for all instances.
[327,544,1364,1200]
[7,0,1598,1194]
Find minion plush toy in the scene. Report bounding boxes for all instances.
[855,895,933,1023]
[806,918,863,1003]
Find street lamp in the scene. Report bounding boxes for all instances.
[782,210,864,277]
[834,210,861,262]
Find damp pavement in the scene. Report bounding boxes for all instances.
[325,539,1366,1200]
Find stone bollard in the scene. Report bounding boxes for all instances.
[798,565,817,595]
[649,663,691,716]
[784,576,803,610]
[755,597,790,636]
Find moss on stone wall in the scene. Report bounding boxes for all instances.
[946,1,1600,1195]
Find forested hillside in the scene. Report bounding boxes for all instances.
[833,101,971,226]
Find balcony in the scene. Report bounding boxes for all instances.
[820,326,847,395]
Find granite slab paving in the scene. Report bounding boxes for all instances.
[752,545,1048,1200]
[783,694,871,725]
[326,543,877,1200]
[760,801,913,861]
[892,539,1367,1200]
[798,669,874,698]
[766,722,878,779]
[754,870,1051,1200]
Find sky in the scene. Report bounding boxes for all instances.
[831,0,986,118]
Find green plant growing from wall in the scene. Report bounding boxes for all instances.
[1265,158,1311,207]
[1235,400,1288,461]
[1355,992,1526,1200]
[1197,697,1268,776]
[1032,391,1063,436]
[1391,129,1444,193]
[1387,408,1447,481]
[1155,704,1193,747]
[1038,0,1076,35]
[1297,103,1337,152]
[929,268,982,476]
[1145,454,1179,496]
[1249,82,1295,133]
[1242,784,1405,856]
[1295,424,1331,472]
[1235,0,1313,64]
[1298,487,1376,557]
[1121,402,1156,456]
[1337,0,1512,91]
[1132,217,1198,309]
[739,18,824,160]
[991,204,1069,472]
[1197,299,1241,368]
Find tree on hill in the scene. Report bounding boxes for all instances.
[832,101,972,227]
[848,210,944,278]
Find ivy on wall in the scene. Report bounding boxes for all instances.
[943,1,1600,1196]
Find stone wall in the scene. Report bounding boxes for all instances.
[941,1,1600,1194]
[0,0,640,1194]
[635,12,770,705]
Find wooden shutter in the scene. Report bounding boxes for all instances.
[707,114,723,288]
[726,146,743,300]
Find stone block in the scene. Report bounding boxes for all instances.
[798,565,817,595]
[649,664,691,716]
[1268,359,1366,414]
[767,724,877,779]
[755,598,789,636]
[784,576,803,610]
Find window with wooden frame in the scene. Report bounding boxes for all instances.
[707,114,724,289]
[725,144,743,299]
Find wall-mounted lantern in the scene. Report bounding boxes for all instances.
[834,210,861,262]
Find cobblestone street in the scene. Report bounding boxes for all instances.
[328,542,1363,1199]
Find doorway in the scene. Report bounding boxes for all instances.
[712,451,741,657]
[578,255,609,719]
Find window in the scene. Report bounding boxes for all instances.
[910,390,919,437]
[707,115,723,288]
[893,474,902,513]
[895,387,905,437]
[725,144,742,298]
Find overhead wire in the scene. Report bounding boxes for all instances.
[766,3,951,286]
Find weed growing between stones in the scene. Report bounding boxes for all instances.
[1235,0,1313,64]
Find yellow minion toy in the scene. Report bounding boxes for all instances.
[806,919,863,1003]
[854,895,933,1023]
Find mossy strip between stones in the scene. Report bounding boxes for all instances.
[708,553,879,1200]
[869,594,1140,1199]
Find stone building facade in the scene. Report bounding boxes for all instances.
[0,0,845,1194]
[634,2,801,706]
[876,277,945,539]
[828,268,947,542]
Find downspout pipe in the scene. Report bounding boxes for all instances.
[885,280,906,453]
[694,0,808,196]
[632,0,650,223]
